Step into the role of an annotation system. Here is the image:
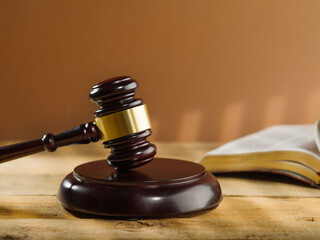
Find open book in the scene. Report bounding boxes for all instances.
[199,120,320,188]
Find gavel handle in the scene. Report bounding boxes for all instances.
[0,122,100,164]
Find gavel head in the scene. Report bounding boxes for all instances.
[89,76,156,171]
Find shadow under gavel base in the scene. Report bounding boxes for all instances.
[57,158,222,218]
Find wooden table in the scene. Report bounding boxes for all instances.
[1,141,320,240]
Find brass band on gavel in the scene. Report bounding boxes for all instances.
[94,104,152,142]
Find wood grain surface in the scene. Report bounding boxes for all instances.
[1,141,320,240]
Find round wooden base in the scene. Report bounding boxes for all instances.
[57,158,222,218]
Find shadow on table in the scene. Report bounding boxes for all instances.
[66,206,218,220]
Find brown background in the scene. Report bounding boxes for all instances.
[1,0,320,142]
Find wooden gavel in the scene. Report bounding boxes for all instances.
[0,76,222,217]
[0,76,156,171]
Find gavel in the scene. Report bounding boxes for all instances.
[0,76,156,170]
[0,76,222,217]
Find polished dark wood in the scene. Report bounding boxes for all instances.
[57,158,222,217]
[89,76,143,117]
[0,76,156,171]
[0,122,100,164]
[89,76,156,171]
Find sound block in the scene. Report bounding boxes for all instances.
[57,158,222,217]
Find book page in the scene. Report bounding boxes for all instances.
[314,119,320,153]
[205,124,320,159]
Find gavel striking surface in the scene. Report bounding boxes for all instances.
[58,158,222,217]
